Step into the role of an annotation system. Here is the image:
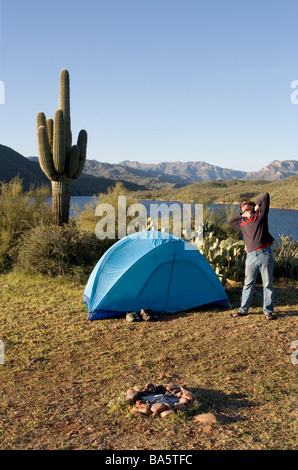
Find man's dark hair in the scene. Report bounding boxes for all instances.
[240,199,256,210]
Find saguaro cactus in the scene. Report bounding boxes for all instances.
[37,69,87,225]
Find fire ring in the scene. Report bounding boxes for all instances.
[125,382,198,418]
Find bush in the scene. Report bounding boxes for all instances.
[16,221,113,278]
[0,178,52,271]
[75,182,140,235]
[199,233,246,284]
[199,233,297,285]
[203,205,242,241]
[273,235,298,279]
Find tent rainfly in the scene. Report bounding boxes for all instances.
[83,231,230,320]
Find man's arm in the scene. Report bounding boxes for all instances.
[255,193,270,214]
[227,214,243,229]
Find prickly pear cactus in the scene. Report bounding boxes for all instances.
[199,233,246,285]
[37,69,87,225]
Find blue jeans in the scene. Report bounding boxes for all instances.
[239,246,274,315]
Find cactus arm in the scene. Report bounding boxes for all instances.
[53,109,66,174]
[46,118,54,153]
[37,111,47,130]
[66,145,80,178]
[59,69,71,153]
[37,126,58,181]
[72,129,87,179]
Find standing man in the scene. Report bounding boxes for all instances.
[228,192,275,320]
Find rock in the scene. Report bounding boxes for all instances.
[174,402,186,411]
[160,409,173,418]
[135,404,151,415]
[180,386,197,402]
[154,384,166,394]
[150,402,168,414]
[144,382,156,393]
[130,407,150,416]
[132,399,151,415]
[135,399,149,409]
[193,413,218,423]
[165,383,181,393]
[181,391,195,402]
[193,413,226,424]
[203,425,212,433]
[179,397,188,405]
[125,389,141,405]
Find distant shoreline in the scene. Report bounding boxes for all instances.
[137,198,297,211]
[66,195,297,211]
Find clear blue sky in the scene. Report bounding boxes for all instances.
[1,0,298,171]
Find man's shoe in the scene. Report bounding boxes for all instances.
[231,311,248,318]
[265,313,275,320]
[126,311,142,322]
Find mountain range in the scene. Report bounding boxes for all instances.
[83,157,298,188]
[0,144,297,194]
[0,145,146,194]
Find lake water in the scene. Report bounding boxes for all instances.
[50,196,298,242]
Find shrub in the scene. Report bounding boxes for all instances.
[200,233,297,285]
[203,205,242,241]
[0,177,52,271]
[16,221,113,278]
[199,233,246,284]
[75,182,140,235]
[273,235,298,279]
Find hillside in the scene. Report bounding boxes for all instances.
[71,175,147,195]
[135,176,298,210]
[0,145,146,194]
[0,144,49,190]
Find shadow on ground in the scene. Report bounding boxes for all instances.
[185,386,256,423]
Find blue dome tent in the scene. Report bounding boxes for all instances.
[83,231,230,320]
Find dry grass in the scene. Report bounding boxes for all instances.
[0,272,297,450]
